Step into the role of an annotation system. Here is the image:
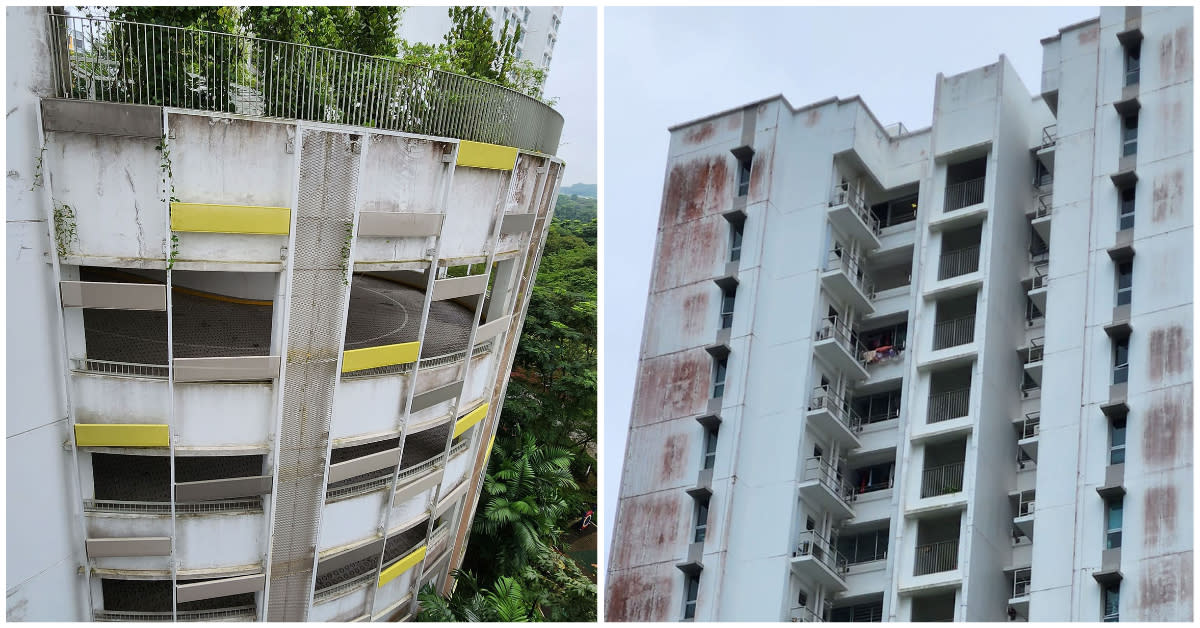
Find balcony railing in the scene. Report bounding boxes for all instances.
[790,605,827,623]
[1040,124,1058,150]
[1030,263,1049,289]
[1021,412,1040,439]
[927,388,969,423]
[937,246,980,280]
[343,339,492,379]
[448,439,470,458]
[913,539,959,575]
[326,472,392,501]
[815,315,867,365]
[1017,494,1036,517]
[1012,567,1032,598]
[932,315,975,350]
[824,251,876,299]
[807,385,863,432]
[395,452,443,485]
[1022,337,1044,365]
[83,497,262,514]
[1035,192,1053,219]
[920,462,965,498]
[46,14,563,153]
[803,456,855,505]
[94,606,258,622]
[793,529,849,575]
[829,184,881,236]
[313,570,374,605]
[72,358,169,379]
[944,177,986,212]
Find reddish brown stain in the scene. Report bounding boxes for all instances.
[683,122,716,145]
[662,156,729,227]
[610,493,683,569]
[749,139,774,202]
[1152,169,1185,223]
[606,570,672,621]
[510,157,532,209]
[660,433,689,483]
[805,109,821,127]
[651,217,723,292]
[1141,386,1192,469]
[1077,24,1099,44]
[1143,485,1178,548]
[1137,552,1193,619]
[632,351,709,427]
[728,113,742,131]
[680,291,710,337]
[1147,324,1190,383]
[1159,26,1193,82]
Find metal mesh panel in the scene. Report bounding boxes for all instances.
[175,454,264,483]
[267,130,359,621]
[92,453,170,501]
[399,422,451,469]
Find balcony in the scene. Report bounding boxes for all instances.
[798,457,856,520]
[828,184,882,249]
[927,388,969,424]
[1008,567,1032,621]
[913,539,959,576]
[938,246,980,281]
[1013,492,1036,540]
[790,530,849,591]
[47,13,563,154]
[1017,412,1040,463]
[820,251,876,314]
[919,462,965,499]
[94,606,258,622]
[943,177,985,213]
[1020,337,1044,387]
[931,316,975,351]
[789,604,830,623]
[806,385,863,449]
[813,316,870,380]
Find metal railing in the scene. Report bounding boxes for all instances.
[313,570,374,605]
[790,606,826,622]
[1021,412,1041,439]
[326,473,392,501]
[1030,263,1049,290]
[72,358,169,379]
[428,522,451,553]
[919,462,965,498]
[1035,192,1053,218]
[829,184,881,236]
[824,251,876,299]
[802,456,855,505]
[1023,337,1044,365]
[793,529,849,576]
[1012,567,1032,598]
[95,606,258,622]
[448,439,470,458]
[1017,494,1036,517]
[343,340,493,379]
[1040,124,1058,149]
[84,498,262,514]
[927,388,970,423]
[944,177,986,212]
[815,316,868,366]
[807,385,863,432]
[913,539,959,575]
[395,453,443,486]
[937,245,980,280]
[932,315,975,350]
[46,13,563,153]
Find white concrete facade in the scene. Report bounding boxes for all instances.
[608,6,1191,623]
[7,6,564,622]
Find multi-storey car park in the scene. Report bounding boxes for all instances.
[7,7,564,622]
[608,6,1191,623]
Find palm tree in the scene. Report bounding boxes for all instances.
[416,571,535,622]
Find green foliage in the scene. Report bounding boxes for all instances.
[417,571,536,622]
[443,6,520,85]
[52,201,77,258]
[167,234,180,270]
[30,143,47,191]
[553,193,597,222]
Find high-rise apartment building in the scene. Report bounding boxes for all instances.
[608,6,1191,622]
[396,6,565,74]
[7,7,563,621]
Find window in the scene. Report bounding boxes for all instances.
[702,427,719,470]
[870,193,919,228]
[720,286,736,329]
[1034,160,1052,187]
[853,389,903,424]
[1121,113,1138,157]
[683,575,699,619]
[1103,583,1121,622]
[1124,42,1141,86]
[712,357,727,398]
[851,461,895,494]
[729,222,743,262]
[1113,337,1130,385]
[1109,417,1126,465]
[805,516,816,531]
[735,152,753,197]
[1119,186,1135,230]
[837,528,890,564]
[832,600,884,623]
[1106,497,1123,549]
[693,499,709,543]
[1116,260,1133,306]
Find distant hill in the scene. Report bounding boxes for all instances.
[554,194,597,222]
[559,182,597,198]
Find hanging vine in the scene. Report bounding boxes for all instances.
[52,200,77,258]
[30,143,47,191]
[339,220,355,285]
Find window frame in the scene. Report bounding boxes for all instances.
[1123,42,1141,86]
[1118,186,1136,231]
[720,286,737,330]
[702,427,719,470]
[1103,582,1121,622]
[693,498,709,543]
[729,222,744,262]
[1121,113,1139,157]
[1109,417,1126,465]
[712,357,727,398]
[1105,497,1124,549]
[683,574,699,619]
[1113,337,1130,385]
[1116,260,1133,307]
[736,156,752,197]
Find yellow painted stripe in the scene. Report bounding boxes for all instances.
[74,423,170,448]
[341,342,421,373]
[456,141,518,171]
[453,403,489,438]
[170,202,291,235]
[488,433,496,453]
[378,545,427,587]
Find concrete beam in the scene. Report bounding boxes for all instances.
[60,281,166,310]
[41,99,162,138]
[358,212,444,238]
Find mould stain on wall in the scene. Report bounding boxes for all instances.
[662,156,729,227]
[1152,169,1185,223]
[1136,551,1193,620]
[1146,324,1190,383]
[683,122,716,145]
[610,492,683,569]
[606,569,671,621]
[660,433,690,483]
[632,351,709,427]
[651,217,723,293]
[1141,385,1192,469]
[1159,26,1193,82]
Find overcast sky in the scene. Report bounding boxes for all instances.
[601,5,1099,555]
[544,6,597,186]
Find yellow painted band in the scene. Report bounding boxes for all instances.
[453,402,489,438]
[170,202,291,235]
[74,423,170,448]
[456,141,518,171]
[488,433,496,453]
[378,545,427,587]
[341,342,421,373]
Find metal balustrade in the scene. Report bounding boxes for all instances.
[95,606,258,622]
[944,177,986,212]
[1030,263,1049,289]
[829,184,881,236]
[790,605,827,622]
[343,340,492,379]
[72,358,169,378]
[1040,124,1058,149]
[1035,193,1053,218]
[814,316,868,365]
[932,316,975,350]
[1012,567,1032,598]
[807,385,863,432]
[919,462,965,498]
[326,473,392,501]
[1017,494,1036,517]
[802,456,855,505]
[793,529,849,575]
[824,251,876,299]
[84,497,262,514]
[313,570,374,605]
[1023,337,1044,365]
[46,14,563,153]
[927,388,969,423]
[395,453,442,485]
[448,439,470,458]
[1021,412,1040,439]
[913,539,959,575]
[937,246,980,280]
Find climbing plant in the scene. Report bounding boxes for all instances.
[51,200,77,258]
